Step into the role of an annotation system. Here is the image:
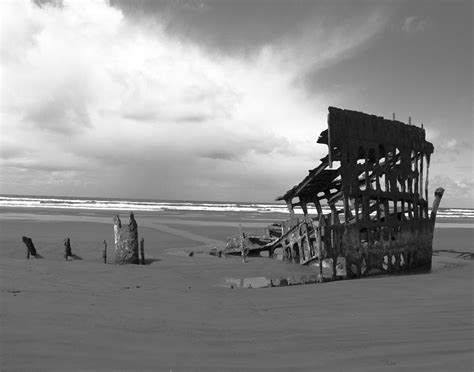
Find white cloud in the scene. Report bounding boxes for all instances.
[430,175,474,208]
[0,0,389,201]
[401,16,429,35]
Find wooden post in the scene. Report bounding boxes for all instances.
[22,236,37,258]
[140,238,145,265]
[114,213,140,264]
[128,212,139,264]
[64,237,72,261]
[102,240,107,264]
[430,187,445,221]
[113,214,121,261]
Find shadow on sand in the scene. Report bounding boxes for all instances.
[142,258,161,265]
[67,254,83,261]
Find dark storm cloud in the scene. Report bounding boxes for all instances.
[2,0,472,206]
[111,0,313,52]
[111,0,393,55]
[300,0,472,150]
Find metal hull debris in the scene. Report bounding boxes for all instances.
[219,107,445,282]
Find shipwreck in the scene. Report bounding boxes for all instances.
[219,107,445,282]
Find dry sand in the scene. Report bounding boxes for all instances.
[0,209,473,371]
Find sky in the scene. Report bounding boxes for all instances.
[0,0,472,207]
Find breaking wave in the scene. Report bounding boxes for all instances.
[0,195,472,218]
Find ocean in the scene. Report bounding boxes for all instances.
[1,194,473,219]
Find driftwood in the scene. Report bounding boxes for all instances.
[22,236,37,258]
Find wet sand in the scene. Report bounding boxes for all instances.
[0,208,473,371]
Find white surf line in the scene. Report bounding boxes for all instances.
[435,223,474,228]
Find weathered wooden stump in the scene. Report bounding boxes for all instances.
[430,187,445,220]
[113,213,139,264]
[128,212,139,262]
[22,236,37,258]
[64,237,72,260]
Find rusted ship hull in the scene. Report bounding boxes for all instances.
[219,107,444,282]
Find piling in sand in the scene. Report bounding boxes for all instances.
[64,238,72,261]
[22,236,37,258]
[113,212,139,264]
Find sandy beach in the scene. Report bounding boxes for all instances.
[0,208,472,371]
[2,0,473,370]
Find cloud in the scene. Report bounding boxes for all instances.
[3,162,86,172]
[428,136,473,162]
[1,0,390,201]
[196,130,292,161]
[180,1,211,14]
[425,126,472,169]
[437,138,460,155]
[430,175,474,208]
[401,16,429,35]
